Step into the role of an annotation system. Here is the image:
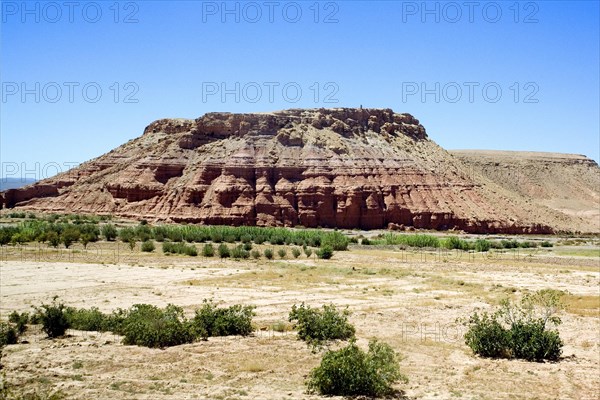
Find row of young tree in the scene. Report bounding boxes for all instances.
[0,220,349,253]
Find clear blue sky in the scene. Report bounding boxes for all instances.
[1,0,599,180]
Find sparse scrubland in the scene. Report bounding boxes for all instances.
[0,213,598,399]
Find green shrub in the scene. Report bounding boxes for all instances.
[162,241,197,256]
[202,243,215,257]
[500,239,519,249]
[0,322,19,346]
[191,300,255,340]
[307,340,406,397]
[383,233,439,248]
[210,232,224,243]
[231,245,249,259]
[243,242,252,251]
[264,248,274,260]
[474,239,491,252]
[316,245,334,259]
[277,248,287,259]
[66,307,108,331]
[135,224,152,242]
[218,243,230,258]
[443,236,469,250]
[304,248,313,258]
[8,311,29,334]
[251,250,261,259]
[120,304,193,348]
[361,238,372,245]
[118,227,135,243]
[253,234,266,244]
[141,240,155,252]
[540,241,553,248]
[292,248,302,258]
[36,298,70,338]
[509,321,562,361]
[224,234,236,243]
[322,231,350,251]
[289,303,355,347]
[240,234,252,243]
[184,244,198,256]
[61,227,80,248]
[463,289,564,362]
[464,312,510,358]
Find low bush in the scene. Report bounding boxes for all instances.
[292,248,302,258]
[463,289,564,362]
[500,239,519,249]
[8,311,29,334]
[321,231,350,251]
[289,303,355,348]
[218,243,230,258]
[464,312,510,358]
[141,240,155,252]
[36,298,70,338]
[162,241,197,256]
[264,248,274,260]
[361,237,372,245]
[304,248,313,258]
[443,236,470,250]
[0,322,19,347]
[120,304,193,348]
[118,227,135,243]
[251,250,261,259]
[474,239,491,252]
[540,241,553,248]
[307,339,406,397]
[231,245,250,259]
[191,300,255,340]
[277,248,287,259]
[316,245,334,259]
[202,243,215,257]
[66,307,108,332]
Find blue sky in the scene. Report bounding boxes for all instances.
[1,0,599,180]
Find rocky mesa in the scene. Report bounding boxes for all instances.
[2,108,598,233]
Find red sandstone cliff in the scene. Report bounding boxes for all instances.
[2,108,598,233]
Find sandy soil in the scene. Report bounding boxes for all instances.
[1,243,599,399]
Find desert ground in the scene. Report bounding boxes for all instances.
[1,238,599,400]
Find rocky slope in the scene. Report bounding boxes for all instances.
[2,108,598,233]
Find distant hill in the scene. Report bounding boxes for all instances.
[0,178,36,191]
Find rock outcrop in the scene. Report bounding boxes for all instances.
[2,108,598,233]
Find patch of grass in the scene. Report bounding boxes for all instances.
[554,249,600,257]
[563,294,600,317]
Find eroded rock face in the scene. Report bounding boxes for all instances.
[3,108,596,233]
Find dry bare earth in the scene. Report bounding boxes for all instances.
[1,243,599,399]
